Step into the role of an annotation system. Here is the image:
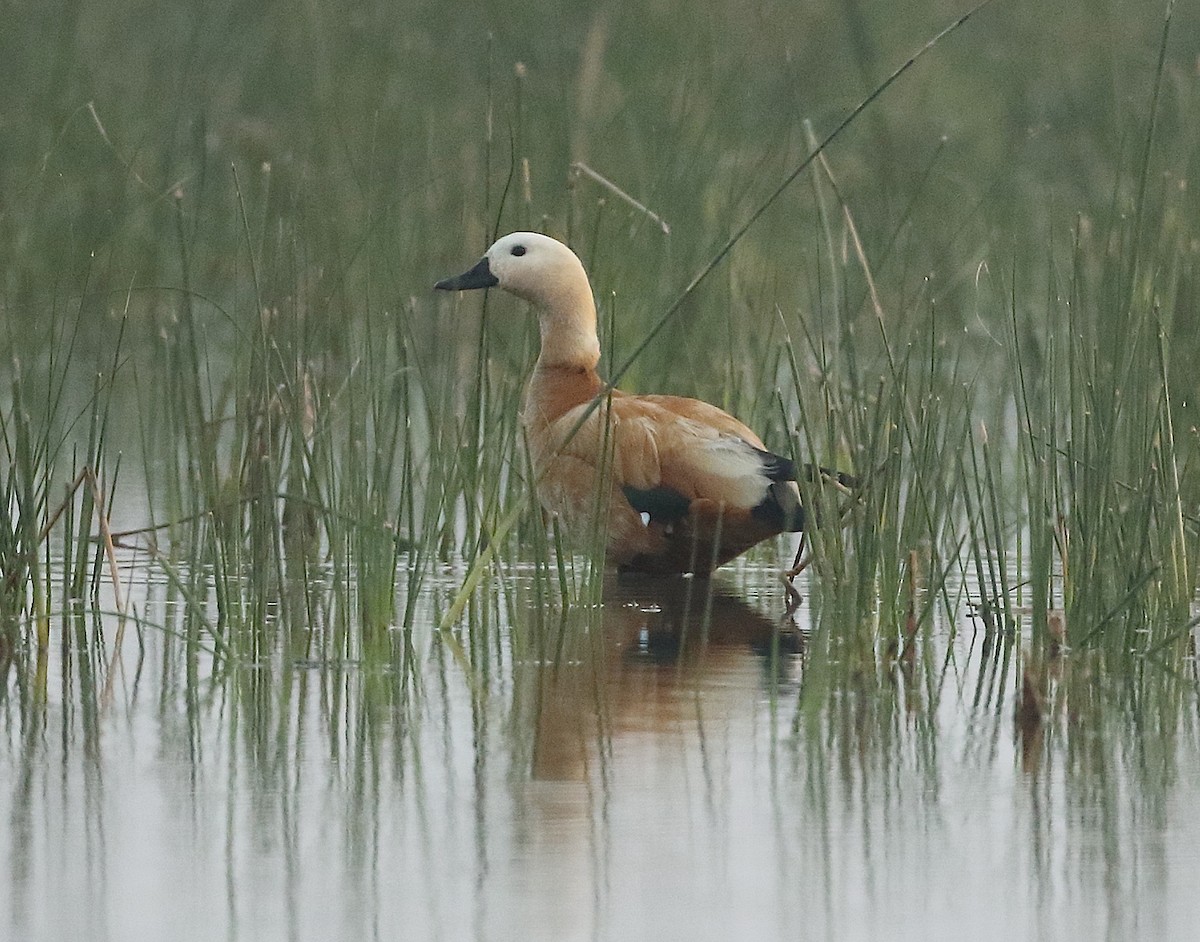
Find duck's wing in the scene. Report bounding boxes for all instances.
[635,394,858,488]
[632,394,769,447]
[604,396,804,532]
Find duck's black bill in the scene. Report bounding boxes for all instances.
[434,257,498,291]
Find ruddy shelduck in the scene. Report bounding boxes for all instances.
[436,232,850,575]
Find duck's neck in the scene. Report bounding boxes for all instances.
[525,291,605,426]
[533,279,601,372]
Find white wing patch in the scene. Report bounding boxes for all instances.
[639,413,772,510]
[688,435,773,508]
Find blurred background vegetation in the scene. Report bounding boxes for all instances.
[3,0,1196,382]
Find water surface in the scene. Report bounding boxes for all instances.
[5,559,1199,941]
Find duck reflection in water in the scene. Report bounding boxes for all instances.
[528,572,805,783]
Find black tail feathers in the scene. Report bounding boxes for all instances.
[753,447,860,491]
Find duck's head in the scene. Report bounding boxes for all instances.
[436,231,599,368]
[435,232,590,309]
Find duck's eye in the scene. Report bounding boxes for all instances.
[511,245,527,257]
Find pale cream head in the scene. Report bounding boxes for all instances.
[437,232,601,370]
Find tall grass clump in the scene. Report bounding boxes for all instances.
[0,290,128,707]
[776,0,1198,684]
[1007,212,1198,656]
[1006,2,1198,659]
[768,137,987,712]
[139,174,438,665]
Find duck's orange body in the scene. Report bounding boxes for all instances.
[436,232,810,575]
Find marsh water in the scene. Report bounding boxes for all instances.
[5,553,1199,942]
